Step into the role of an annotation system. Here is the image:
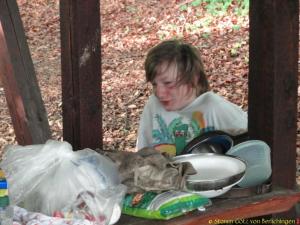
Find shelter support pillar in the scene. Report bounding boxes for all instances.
[0,0,51,145]
[248,0,298,208]
[60,0,102,150]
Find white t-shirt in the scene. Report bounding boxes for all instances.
[136,91,247,156]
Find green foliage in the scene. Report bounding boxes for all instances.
[185,22,201,33]
[160,0,248,41]
[234,0,249,15]
[126,5,137,14]
[201,17,212,27]
[232,24,241,31]
[244,56,249,64]
[201,32,210,39]
[179,4,188,11]
[205,0,232,16]
[229,40,247,57]
[191,0,202,7]
[179,0,249,16]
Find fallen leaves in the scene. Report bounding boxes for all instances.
[0,1,298,163]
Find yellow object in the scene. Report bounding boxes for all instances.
[0,170,5,179]
[192,111,205,128]
[0,189,8,197]
[155,144,176,157]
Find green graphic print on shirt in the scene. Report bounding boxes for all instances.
[152,112,214,156]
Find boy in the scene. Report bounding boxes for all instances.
[137,39,247,156]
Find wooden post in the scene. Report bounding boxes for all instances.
[248,1,299,189]
[60,0,102,150]
[0,0,51,145]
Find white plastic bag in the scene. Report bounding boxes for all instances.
[0,140,126,225]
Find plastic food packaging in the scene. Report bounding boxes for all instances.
[122,190,211,220]
[0,140,126,225]
[0,169,12,225]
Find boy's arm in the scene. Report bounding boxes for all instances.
[136,100,153,151]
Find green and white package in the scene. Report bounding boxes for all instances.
[122,190,211,220]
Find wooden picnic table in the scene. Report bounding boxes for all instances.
[117,187,300,225]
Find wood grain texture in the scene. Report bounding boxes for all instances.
[60,0,102,150]
[248,0,299,189]
[0,0,50,145]
[117,188,300,225]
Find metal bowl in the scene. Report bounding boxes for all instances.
[185,171,244,191]
[173,153,246,196]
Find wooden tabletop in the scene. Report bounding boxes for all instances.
[116,187,300,225]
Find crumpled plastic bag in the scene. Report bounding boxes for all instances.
[99,147,196,193]
[0,140,126,225]
[12,205,98,225]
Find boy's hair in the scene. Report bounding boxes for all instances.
[144,39,210,96]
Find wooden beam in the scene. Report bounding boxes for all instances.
[0,0,51,145]
[248,0,299,189]
[117,188,300,225]
[60,0,102,150]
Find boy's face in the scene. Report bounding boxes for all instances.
[152,62,197,111]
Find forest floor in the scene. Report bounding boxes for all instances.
[0,0,299,181]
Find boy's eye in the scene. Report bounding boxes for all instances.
[164,81,176,87]
[151,81,176,88]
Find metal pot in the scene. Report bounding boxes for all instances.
[181,131,234,155]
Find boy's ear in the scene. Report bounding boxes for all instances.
[192,75,200,91]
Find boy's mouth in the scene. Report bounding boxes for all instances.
[160,100,171,105]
